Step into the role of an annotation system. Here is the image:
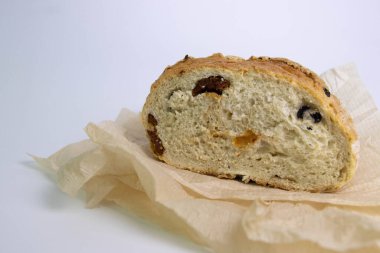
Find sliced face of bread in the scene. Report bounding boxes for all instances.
[142,53,358,192]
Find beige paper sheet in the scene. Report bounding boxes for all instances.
[35,64,380,252]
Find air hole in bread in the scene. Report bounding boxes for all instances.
[192,75,231,96]
[223,110,233,120]
[167,89,181,99]
[272,174,296,182]
[269,152,287,158]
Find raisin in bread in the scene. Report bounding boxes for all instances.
[142,53,358,192]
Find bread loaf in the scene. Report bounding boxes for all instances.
[142,53,358,192]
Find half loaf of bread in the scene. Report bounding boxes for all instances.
[142,53,358,192]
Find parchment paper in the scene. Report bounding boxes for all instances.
[34,64,380,252]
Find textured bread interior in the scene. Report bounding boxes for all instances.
[143,67,353,192]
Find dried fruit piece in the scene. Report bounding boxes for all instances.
[192,76,231,97]
[147,130,165,155]
[311,112,322,123]
[233,130,259,148]
[147,114,165,155]
[148,113,158,126]
[297,105,311,119]
[297,106,323,123]
[323,87,331,97]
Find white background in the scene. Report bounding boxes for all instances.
[1,0,380,252]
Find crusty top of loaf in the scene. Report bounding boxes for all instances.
[151,53,357,144]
